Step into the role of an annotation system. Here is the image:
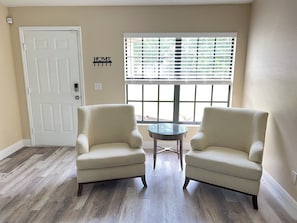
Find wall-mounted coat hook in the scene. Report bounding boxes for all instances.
[93,57,112,66]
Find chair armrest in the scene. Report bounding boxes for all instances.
[191,132,207,151]
[129,129,143,148]
[76,134,89,154]
[249,141,264,163]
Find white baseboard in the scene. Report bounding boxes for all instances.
[0,140,24,160]
[143,140,191,150]
[0,139,31,160]
[23,139,32,147]
[143,141,154,150]
[263,170,297,220]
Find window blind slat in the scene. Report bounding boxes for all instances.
[124,33,236,83]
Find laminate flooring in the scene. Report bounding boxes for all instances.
[0,146,295,223]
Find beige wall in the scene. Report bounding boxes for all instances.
[243,0,297,201]
[0,3,23,150]
[8,5,251,140]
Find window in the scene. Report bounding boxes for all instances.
[124,33,236,124]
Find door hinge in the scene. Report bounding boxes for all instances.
[27,87,32,95]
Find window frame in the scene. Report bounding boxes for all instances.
[124,32,236,124]
[125,83,231,124]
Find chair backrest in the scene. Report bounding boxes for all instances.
[78,104,137,146]
[200,107,268,152]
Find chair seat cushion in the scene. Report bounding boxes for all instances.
[76,143,145,170]
[185,146,262,181]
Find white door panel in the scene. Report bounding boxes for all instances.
[20,28,84,146]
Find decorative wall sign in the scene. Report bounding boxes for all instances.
[93,57,112,66]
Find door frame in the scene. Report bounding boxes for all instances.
[19,26,85,146]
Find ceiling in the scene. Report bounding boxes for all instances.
[0,0,253,7]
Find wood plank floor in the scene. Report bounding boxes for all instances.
[0,146,295,223]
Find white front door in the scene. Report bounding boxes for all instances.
[20,27,84,146]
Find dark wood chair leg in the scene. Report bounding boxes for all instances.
[183,177,190,189]
[252,195,258,210]
[77,183,83,196]
[141,175,147,187]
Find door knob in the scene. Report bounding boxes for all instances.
[75,95,80,100]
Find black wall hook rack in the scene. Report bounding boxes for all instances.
[93,57,112,66]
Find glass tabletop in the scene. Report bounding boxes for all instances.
[148,123,188,136]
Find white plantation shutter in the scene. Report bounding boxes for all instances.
[124,33,236,84]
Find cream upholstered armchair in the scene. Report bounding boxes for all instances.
[75,104,147,196]
[183,107,268,209]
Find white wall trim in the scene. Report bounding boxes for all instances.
[143,141,152,150]
[23,139,32,147]
[143,140,191,151]
[0,140,27,160]
[263,170,297,220]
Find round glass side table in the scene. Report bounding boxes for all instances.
[148,123,188,170]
